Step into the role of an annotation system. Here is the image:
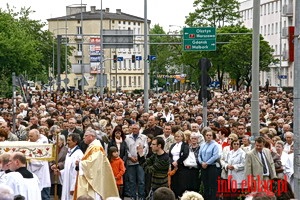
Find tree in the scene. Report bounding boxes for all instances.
[185,0,241,27]
[222,32,275,91]
[199,25,250,89]
[0,5,73,95]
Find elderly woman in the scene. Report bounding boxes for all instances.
[275,140,288,179]
[169,130,189,198]
[185,132,201,193]
[241,135,251,153]
[224,139,246,200]
[49,134,68,197]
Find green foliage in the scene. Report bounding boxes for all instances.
[186,0,241,27]
[222,29,275,90]
[0,5,73,95]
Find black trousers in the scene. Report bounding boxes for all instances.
[201,165,218,200]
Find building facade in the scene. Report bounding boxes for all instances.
[48,6,149,92]
[238,0,294,88]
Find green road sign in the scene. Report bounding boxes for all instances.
[183,27,216,51]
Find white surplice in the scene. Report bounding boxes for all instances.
[60,146,83,200]
[0,172,41,200]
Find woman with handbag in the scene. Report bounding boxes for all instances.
[184,132,201,193]
[169,130,189,198]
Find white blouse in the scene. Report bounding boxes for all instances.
[171,142,182,161]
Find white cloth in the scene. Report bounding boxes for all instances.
[22,174,41,200]
[0,172,24,196]
[285,153,294,191]
[0,172,41,200]
[60,146,83,200]
[28,138,51,189]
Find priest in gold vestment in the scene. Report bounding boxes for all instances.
[73,128,119,200]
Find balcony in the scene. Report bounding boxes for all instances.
[282,4,293,17]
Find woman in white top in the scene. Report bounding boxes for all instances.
[275,140,289,179]
[224,139,246,200]
[169,130,189,198]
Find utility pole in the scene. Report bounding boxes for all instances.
[12,72,16,134]
[99,0,104,98]
[57,35,62,91]
[143,0,149,112]
[80,0,84,92]
[293,0,300,198]
[251,0,260,141]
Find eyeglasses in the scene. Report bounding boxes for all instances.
[228,138,233,140]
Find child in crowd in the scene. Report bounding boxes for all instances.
[108,146,126,198]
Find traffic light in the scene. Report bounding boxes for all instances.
[198,58,212,101]
[113,55,117,63]
[132,55,136,63]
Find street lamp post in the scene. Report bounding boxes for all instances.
[99,0,104,98]
[52,27,68,91]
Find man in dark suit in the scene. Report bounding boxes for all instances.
[61,117,88,153]
[268,92,279,107]
[61,117,83,140]
[142,116,163,137]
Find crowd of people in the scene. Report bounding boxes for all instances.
[0,89,296,200]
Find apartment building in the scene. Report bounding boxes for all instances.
[48,6,149,92]
[238,0,294,87]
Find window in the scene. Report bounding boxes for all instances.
[128,22,131,25]
[138,76,141,86]
[77,44,82,51]
[112,20,115,23]
[123,21,126,25]
[123,76,127,86]
[129,77,132,87]
[119,77,122,86]
[275,22,278,34]
[133,76,137,86]
[77,60,82,64]
[123,60,126,70]
[268,24,270,35]
[119,21,121,24]
[112,77,116,87]
[271,23,274,35]
[77,26,82,34]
